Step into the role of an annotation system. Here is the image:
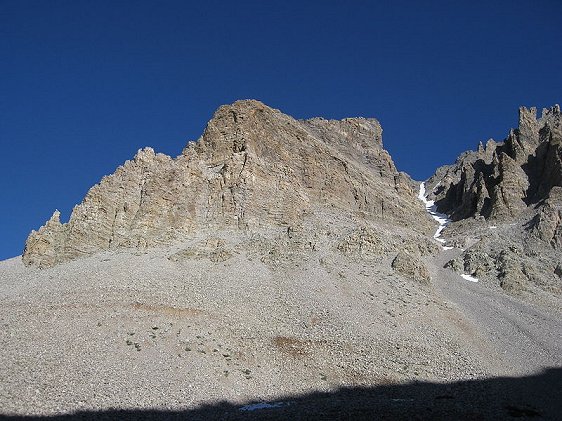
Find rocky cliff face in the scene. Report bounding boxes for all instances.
[427,105,561,222]
[427,105,562,294]
[23,100,432,268]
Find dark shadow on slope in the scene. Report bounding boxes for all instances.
[2,368,561,420]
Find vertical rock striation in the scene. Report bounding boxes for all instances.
[428,105,562,294]
[23,100,431,268]
[427,105,561,222]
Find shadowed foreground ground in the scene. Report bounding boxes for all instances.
[2,368,560,420]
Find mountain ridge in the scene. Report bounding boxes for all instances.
[23,99,432,268]
[17,99,562,297]
[3,100,561,418]
[426,104,562,295]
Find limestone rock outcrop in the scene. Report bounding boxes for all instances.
[23,100,432,268]
[391,250,431,284]
[430,105,562,295]
[427,105,561,222]
[529,186,562,249]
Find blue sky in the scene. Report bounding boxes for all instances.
[1,0,561,259]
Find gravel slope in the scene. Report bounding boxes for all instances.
[429,249,562,376]
[1,231,560,417]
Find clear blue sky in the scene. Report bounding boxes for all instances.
[1,0,561,259]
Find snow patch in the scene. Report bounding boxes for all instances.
[418,183,452,249]
[239,401,289,412]
[489,226,497,229]
[460,274,479,282]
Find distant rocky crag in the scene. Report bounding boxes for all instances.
[23,100,432,268]
[426,105,562,294]
[427,105,561,223]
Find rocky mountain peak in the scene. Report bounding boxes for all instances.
[427,104,561,221]
[428,104,562,295]
[23,100,430,268]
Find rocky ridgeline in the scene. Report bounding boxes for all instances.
[427,105,562,294]
[23,100,432,268]
[427,105,561,222]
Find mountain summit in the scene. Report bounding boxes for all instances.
[23,100,431,268]
[2,100,561,418]
[426,105,562,294]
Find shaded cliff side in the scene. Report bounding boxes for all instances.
[426,105,562,295]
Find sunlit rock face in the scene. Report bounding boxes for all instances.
[23,100,430,268]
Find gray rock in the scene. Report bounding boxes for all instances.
[23,100,433,268]
[429,105,562,295]
[427,105,561,222]
[391,251,431,284]
[168,237,233,263]
[337,228,392,260]
[497,250,526,294]
[531,186,562,248]
[555,264,562,278]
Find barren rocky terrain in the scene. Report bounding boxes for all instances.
[1,101,561,419]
